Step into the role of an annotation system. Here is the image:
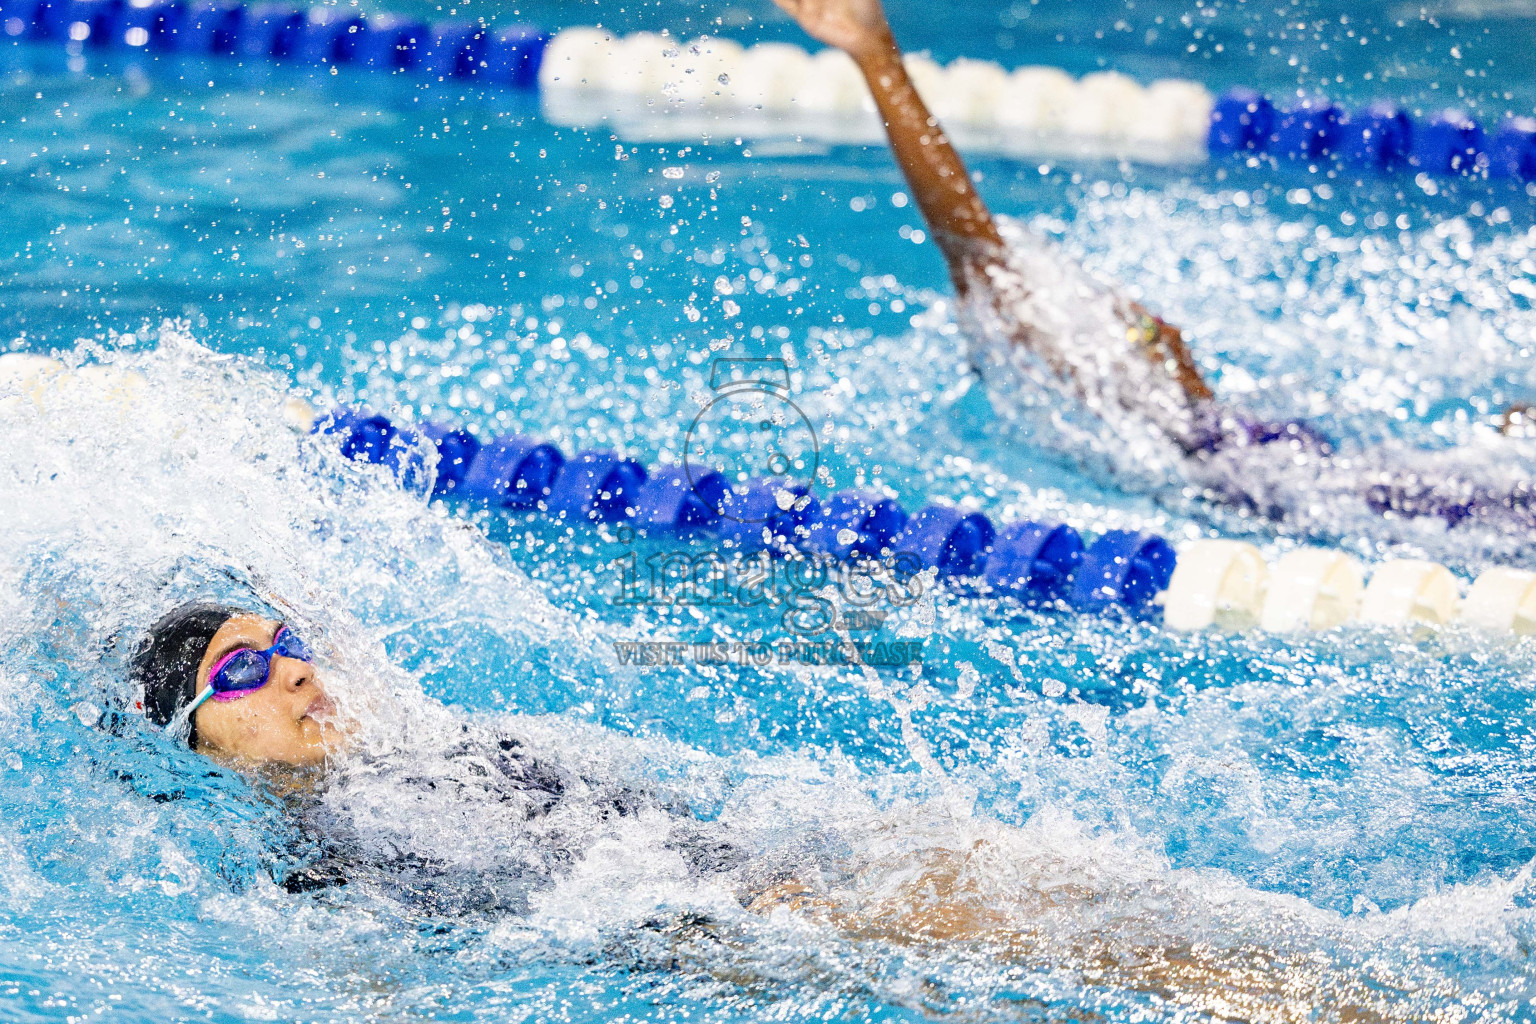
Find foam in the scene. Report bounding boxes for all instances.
[0,332,1522,1018]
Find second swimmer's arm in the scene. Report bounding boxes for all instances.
[770,0,1001,292]
[771,0,1214,405]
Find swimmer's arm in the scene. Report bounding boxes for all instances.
[772,0,1214,404]
[769,0,1002,291]
[751,857,1406,1023]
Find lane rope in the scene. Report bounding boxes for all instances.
[295,390,1536,635]
[5,353,1531,634]
[3,6,1531,177]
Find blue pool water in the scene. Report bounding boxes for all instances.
[4,0,1536,1020]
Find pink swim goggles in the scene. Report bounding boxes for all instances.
[187,625,315,716]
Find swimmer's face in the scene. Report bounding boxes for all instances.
[192,615,350,768]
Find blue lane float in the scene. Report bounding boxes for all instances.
[341,413,396,463]
[1412,109,1485,175]
[712,478,818,554]
[238,4,303,59]
[313,406,431,488]
[459,434,564,509]
[421,21,482,78]
[545,449,647,523]
[1068,531,1177,616]
[418,422,480,498]
[1207,89,1533,180]
[803,490,909,562]
[122,1,180,47]
[0,0,549,87]
[1207,88,1274,153]
[888,505,995,578]
[633,465,729,533]
[1488,117,1536,179]
[984,521,1084,602]
[484,26,547,88]
[314,407,392,462]
[175,4,244,54]
[44,0,118,41]
[1271,95,1341,162]
[351,13,423,69]
[1338,101,1413,169]
[316,408,1179,617]
[290,8,365,65]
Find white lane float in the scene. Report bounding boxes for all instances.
[939,58,1011,126]
[1358,558,1461,626]
[994,66,1078,133]
[792,47,870,116]
[1461,568,1536,634]
[728,43,812,112]
[1073,71,1145,139]
[537,27,618,91]
[0,353,65,404]
[1161,541,1536,640]
[282,396,319,432]
[1259,548,1364,632]
[0,354,147,414]
[537,28,1215,156]
[1134,79,1217,144]
[1161,539,1268,631]
[671,36,747,107]
[901,54,947,111]
[607,31,670,95]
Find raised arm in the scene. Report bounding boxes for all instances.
[772,0,1213,405]
[771,0,1001,292]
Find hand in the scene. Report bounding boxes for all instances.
[1498,402,1534,437]
[1127,302,1213,404]
[770,0,894,63]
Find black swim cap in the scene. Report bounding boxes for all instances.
[129,602,244,748]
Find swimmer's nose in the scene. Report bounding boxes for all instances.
[270,653,317,695]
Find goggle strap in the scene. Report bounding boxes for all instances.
[166,686,214,745]
[187,685,215,715]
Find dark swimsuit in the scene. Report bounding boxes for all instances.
[277,733,745,913]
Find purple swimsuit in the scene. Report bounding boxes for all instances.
[1183,407,1532,529]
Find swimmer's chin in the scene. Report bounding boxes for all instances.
[303,697,355,742]
[198,711,359,775]
[300,711,359,759]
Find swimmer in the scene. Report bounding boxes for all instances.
[132,602,348,768]
[773,0,1535,537]
[126,599,1446,1021]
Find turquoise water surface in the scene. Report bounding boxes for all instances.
[4,0,1536,1020]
